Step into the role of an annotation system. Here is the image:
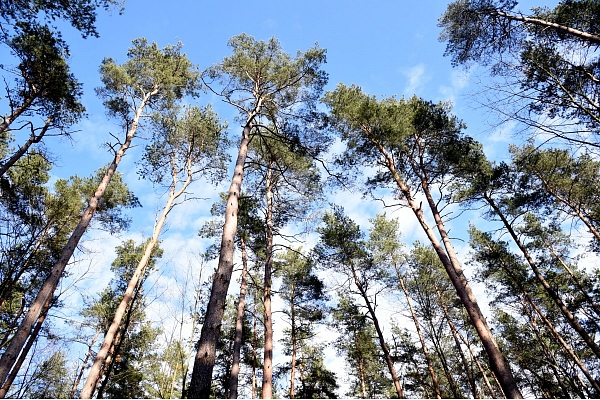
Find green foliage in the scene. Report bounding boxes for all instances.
[4,21,85,127]
[97,38,199,126]
[140,104,230,186]
[81,239,163,398]
[324,83,483,193]
[331,295,390,398]
[0,0,123,38]
[439,0,600,147]
[21,350,71,398]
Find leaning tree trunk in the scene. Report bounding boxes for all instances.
[0,294,51,398]
[71,329,101,398]
[189,111,257,398]
[396,265,442,399]
[289,293,297,399]
[484,193,600,360]
[367,133,522,398]
[435,287,479,399]
[349,261,404,399]
[228,236,249,399]
[262,162,275,399]
[81,160,190,398]
[0,89,156,391]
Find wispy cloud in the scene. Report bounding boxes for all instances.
[402,63,429,96]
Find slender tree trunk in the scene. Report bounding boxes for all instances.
[459,333,497,399]
[96,283,142,399]
[229,237,249,399]
[396,265,442,399]
[490,240,600,394]
[358,356,367,399]
[81,152,190,398]
[252,302,258,400]
[435,287,479,399]
[71,329,102,398]
[487,9,600,46]
[349,263,404,398]
[484,193,600,359]
[366,134,522,398]
[262,162,274,399]
[289,297,297,399]
[190,114,256,398]
[0,294,51,398]
[0,90,155,391]
[526,307,572,399]
[0,117,52,178]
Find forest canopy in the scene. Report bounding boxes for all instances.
[0,0,599,399]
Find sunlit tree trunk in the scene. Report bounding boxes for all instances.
[0,89,156,392]
[262,162,274,399]
[366,134,522,398]
[191,116,255,398]
[229,237,249,399]
[0,294,51,398]
[81,145,192,398]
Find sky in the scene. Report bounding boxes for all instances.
[5,0,573,396]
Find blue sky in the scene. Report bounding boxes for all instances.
[6,0,568,395]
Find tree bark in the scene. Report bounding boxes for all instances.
[262,162,274,399]
[358,356,367,399]
[365,134,522,398]
[228,237,249,399]
[0,89,156,391]
[289,289,297,399]
[0,293,51,398]
[81,145,190,398]
[189,116,255,398]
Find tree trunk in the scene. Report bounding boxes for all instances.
[458,332,497,399]
[358,356,367,399]
[350,264,404,398]
[71,329,102,398]
[396,265,442,399]
[81,150,190,398]
[252,302,258,400]
[484,193,600,360]
[0,293,51,398]
[189,117,255,398]
[367,134,522,398]
[435,287,479,399]
[228,236,249,399]
[96,283,142,399]
[262,162,274,399]
[289,296,297,399]
[0,89,155,391]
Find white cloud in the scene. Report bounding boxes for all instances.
[402,63,429,97]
